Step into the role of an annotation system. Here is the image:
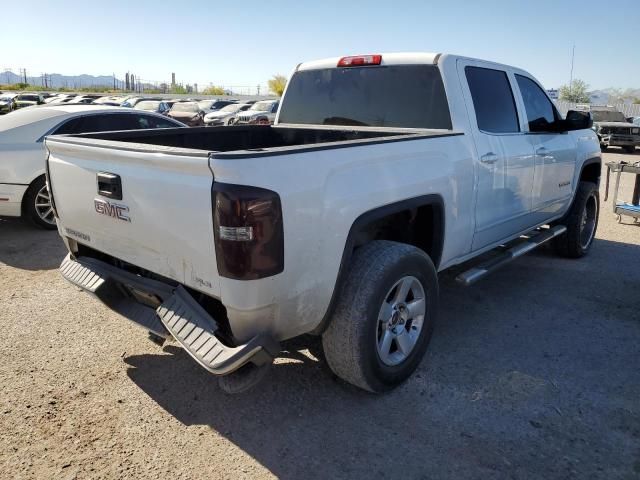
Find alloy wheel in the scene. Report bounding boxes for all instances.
[376,275,426,366]
[34,185,56,226]
[579,193,598,249]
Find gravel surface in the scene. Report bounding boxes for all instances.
[1,152,639,479]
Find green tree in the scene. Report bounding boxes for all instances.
[558,79,590,103]
[268,75,287,97]
[169,84,187,95]
[202,85,226,95]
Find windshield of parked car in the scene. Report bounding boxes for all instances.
[279,65,452,129]
[592,110,627,123]
[0,95,14,101]
[219,103,243,112]
[121,98,140,107]
[171,102,199,112]
[135,101,161,110]
[198,100,215,109]
[249,101,274,112]
[17,94,40,102]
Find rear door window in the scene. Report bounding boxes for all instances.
[52,118,83,135]
[135,114,181,129]
[72,114,139,132]
[278,65,452,129]
[465,66,519,133]
[54,113,180,134]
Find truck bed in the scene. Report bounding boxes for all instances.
[53,124,455,157]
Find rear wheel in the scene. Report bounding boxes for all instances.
[623,145,636,154]
[553,181,599,258]
[23,176,56,230]
[322,241,438,392]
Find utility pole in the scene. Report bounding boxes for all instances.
[256,84,260,96]
[568,44,575,99]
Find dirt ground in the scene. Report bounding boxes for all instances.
[1,152,639,479]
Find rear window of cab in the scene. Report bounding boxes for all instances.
[278,65,452,130]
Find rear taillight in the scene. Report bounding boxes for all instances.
[213,182,284,280]
[337,54,382,67]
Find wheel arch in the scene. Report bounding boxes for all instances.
[312,194,445,335]
[579,156,602,186]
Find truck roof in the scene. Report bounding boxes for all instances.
[297,52,441,71]
[296,52,527,77]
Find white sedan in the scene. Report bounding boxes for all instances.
[0,105,185,228]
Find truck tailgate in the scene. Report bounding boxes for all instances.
[45,138,221,297]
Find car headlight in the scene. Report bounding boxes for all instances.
[633,128,639,135]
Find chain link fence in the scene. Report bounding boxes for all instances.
[555,101,640,118]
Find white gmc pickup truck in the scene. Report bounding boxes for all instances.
[45,53,601,393]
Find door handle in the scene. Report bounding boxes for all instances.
[480,152,498,164]
[97,172,123,200]
[536,147,554,161]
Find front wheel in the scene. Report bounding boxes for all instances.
[322,241,438,392]
[553,181,599,258]
[23,176,57,230]
[623,145,636,154]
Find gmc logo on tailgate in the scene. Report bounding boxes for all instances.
[94,198,131,222]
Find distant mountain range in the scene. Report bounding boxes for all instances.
[0,71,167,91]
[589,88,640,104]
[1,70,123,89]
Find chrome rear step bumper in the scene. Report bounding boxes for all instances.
[60,254,279,375]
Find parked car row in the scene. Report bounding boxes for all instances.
[0,92,50,113]
[0,91,280,126]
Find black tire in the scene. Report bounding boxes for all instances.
[553,181,599,258]
[23,176,56,230]
[322,241,438,392]
[600,144,607,152]
[623,145,635,154]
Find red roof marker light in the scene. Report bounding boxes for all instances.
[337,55,382,67]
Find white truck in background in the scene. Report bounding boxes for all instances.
[45,53,601,393]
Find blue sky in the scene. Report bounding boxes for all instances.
[2,0,639,90]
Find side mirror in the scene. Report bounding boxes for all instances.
[564,110,593,131]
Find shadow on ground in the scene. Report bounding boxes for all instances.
[125,238,640,479]
[0,218,65,270]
